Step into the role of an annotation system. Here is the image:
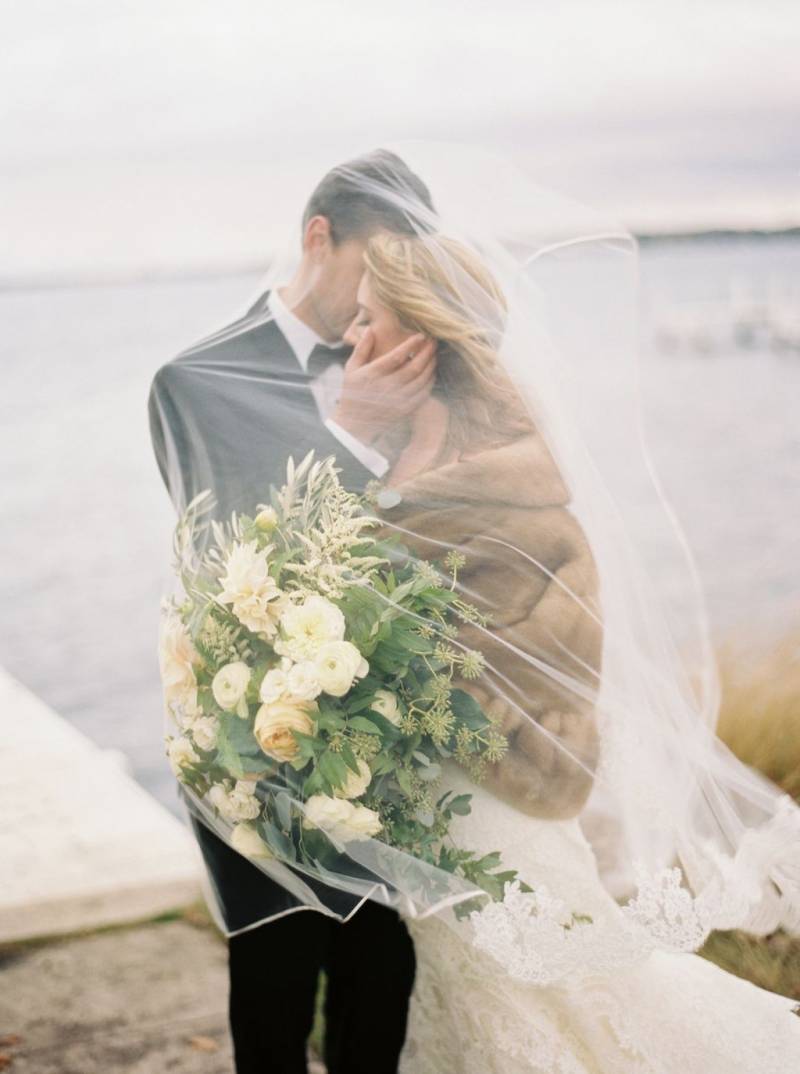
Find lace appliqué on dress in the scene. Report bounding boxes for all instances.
[468,795,800,989]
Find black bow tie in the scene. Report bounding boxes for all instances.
[306,342,350,380]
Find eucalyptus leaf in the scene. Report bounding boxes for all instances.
[273,792,293,831]
[448,793,472,816]
[214,722,245,778]
[417,763,441,782]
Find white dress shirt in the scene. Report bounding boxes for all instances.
[267,289,389,478]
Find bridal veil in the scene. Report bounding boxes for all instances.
[149,141,800,983]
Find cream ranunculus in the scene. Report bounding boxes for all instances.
[274,594,346,661]
[258,660,321,706]
[208,778,261,822]
[158,609,200,720]
[370,688,402,726]
[212,660,252,718]
[258,666,289,704]
[286,660,322,702]
[231,822,274,859]
[217,539,286,638]
[190,715,220,752]
[254,699,316,762]
[314,640,369,697]
[303,794,381,842]
[334,758,372,800]
[166,734,200,778]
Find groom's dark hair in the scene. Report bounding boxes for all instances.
[302,148,436,245]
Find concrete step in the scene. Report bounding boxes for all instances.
[0,668,201,942]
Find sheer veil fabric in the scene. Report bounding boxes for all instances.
[149,141,800,986]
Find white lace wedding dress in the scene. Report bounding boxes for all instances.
[399,764,800,1074]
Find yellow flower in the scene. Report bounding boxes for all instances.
[254,506,279,532]
[254,699,317,762]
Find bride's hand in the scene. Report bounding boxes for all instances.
[331,328,437,446]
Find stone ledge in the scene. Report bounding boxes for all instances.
[0,668,201,942]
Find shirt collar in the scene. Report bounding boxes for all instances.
[267,288,344,373]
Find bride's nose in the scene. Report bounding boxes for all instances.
[342,318,361,347]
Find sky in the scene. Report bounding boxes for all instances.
[3,0,799,281]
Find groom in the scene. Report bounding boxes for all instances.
[148,150,437,1074]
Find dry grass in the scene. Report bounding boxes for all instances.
[698,624,800,999]
[699,927,800,1001]
[715,625,800,800]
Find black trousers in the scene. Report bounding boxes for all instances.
[228,900,416,1074]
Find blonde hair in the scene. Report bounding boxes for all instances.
[363,232,535,455]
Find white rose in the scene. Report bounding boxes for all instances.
[344,804,382,839]
[314,640,369,697]
[166,735,200,778]
[334,758,372,800]
[208,778,261,822]
[190,715,219,752]
[254,506,279,532]
[303,795,381,842]
[158,610,200,719]
[259,666,289,704]
[285,661,322,702]
[302,793,355,831]
[254,699,317,762]
[217,539,286,638]
[275,594,346,661]
[212,661,252,718]
[208,781,231,818]
[231,822,274,859]
[370,689,401,726]
[227,779,262,820]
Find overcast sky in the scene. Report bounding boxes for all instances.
[4,1,799,280]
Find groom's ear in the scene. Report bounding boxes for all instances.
[303,214,334,261]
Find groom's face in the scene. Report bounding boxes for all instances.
[304,217,369,341]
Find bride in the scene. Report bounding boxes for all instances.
[337,225,800,1073]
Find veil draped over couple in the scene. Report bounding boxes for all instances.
[149,143,800,1073]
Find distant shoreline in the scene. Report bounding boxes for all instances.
[635,225,800,246]
[3,226,799,293]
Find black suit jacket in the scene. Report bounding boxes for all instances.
[148,298,377,931]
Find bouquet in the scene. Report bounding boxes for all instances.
[159,451,524,910]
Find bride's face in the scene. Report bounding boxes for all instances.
[343,273,417,358]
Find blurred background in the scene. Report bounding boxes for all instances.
[2,1,798,818]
